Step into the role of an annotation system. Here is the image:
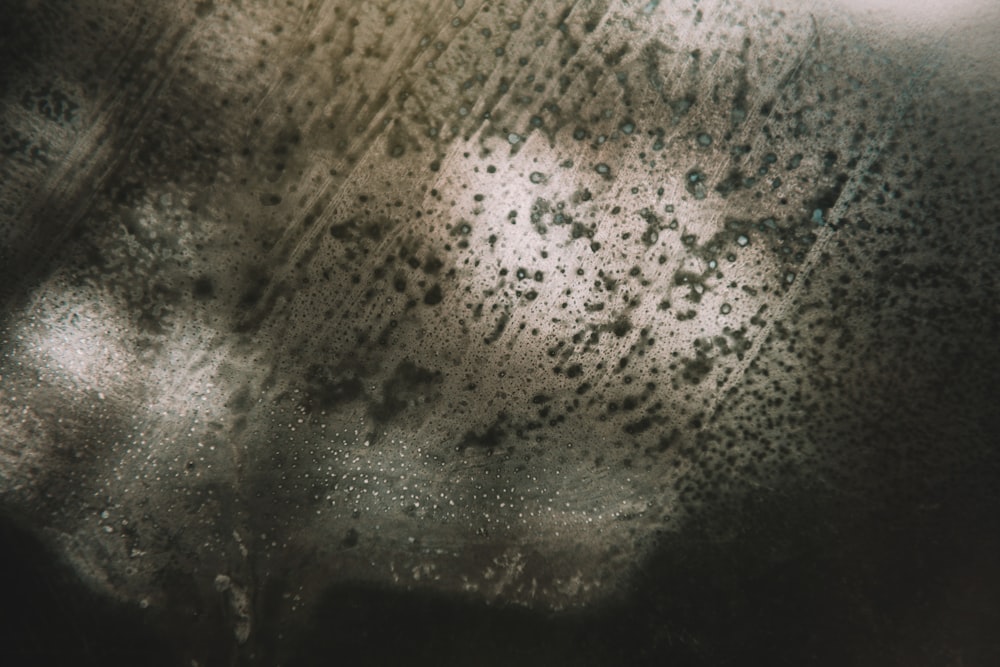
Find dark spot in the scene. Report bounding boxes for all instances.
[611,316,633,338]
[653,429,679,453]
[194,0,214,18]
[624,417,653,435]
[680,353,714,385]
[341,528,359,548]
[423,284,443,305]
[370,361,442,423]
[238,269,271,309]
[192,276,214,300]
[392,273,407,293]
[458,414,507,451]
[304,365,366,412]
[484,312,510,345]
[423,256,444,274]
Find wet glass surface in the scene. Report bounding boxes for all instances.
[1,1,999,665]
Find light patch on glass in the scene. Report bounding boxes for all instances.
[826,0,990,30]
[139,322,229,424]
[16,280,132,399]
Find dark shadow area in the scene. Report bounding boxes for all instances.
[1,458,997,667]
[0,513,182,667]
[287,484,1000,667]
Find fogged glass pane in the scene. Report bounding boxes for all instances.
[1,1,998,664]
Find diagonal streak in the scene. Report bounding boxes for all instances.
[708,35,945,424]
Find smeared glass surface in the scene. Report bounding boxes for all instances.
[1,1,998,664]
